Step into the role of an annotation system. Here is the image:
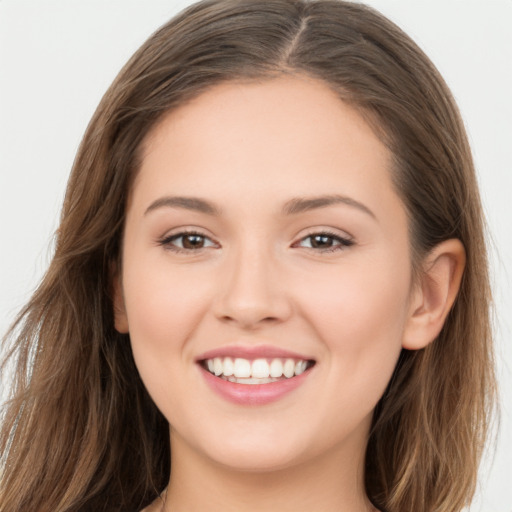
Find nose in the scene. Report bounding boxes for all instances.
[212,246,293,329]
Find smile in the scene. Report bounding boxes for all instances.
[202,357,313,384]
[197,348,316,405]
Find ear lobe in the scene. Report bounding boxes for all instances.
[112,270,129,334]
[402,239,466,350]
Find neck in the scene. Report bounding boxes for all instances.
[163,430,376,512]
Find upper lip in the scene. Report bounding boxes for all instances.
[195,344,315,362]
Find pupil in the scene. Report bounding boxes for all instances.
[183,234,204,249]
[311,235,332,248]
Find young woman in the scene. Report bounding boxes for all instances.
[0,1,496,511]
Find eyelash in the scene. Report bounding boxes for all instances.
[158,230,217,254]
[158,229,354,254]
[293,230,354,253]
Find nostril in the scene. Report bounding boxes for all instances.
[212,274,293,328]
[217,313,281,329]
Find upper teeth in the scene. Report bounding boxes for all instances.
[205,357,309,379]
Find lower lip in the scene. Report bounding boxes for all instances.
[199,366,313,405]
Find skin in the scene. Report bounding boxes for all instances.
[114,75,465,512]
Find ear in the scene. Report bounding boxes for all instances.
[112,265,129,334]
[402,239,466,350]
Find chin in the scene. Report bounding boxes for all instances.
[207,444,308,473]
[174,421,314,473]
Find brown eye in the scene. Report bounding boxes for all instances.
[182,234,206,249]
[296,232,354,253]
[159,231,217,252]
[310,234,337,249]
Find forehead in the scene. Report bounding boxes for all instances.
[130,75,398,223]
[144,76,385,154]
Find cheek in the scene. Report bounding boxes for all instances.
[303,255,409,333]
[297,254,410,396]
[121,261,218,421]
[121,260,213,365]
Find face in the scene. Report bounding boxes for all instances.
[115,76,415,472]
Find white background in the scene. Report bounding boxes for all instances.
[0,1,510,510]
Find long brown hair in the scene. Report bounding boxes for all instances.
[0,1,495,511]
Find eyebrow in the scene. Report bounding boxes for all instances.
[145,196,222,216]
[144,194,376,219]
[282,194,376,219]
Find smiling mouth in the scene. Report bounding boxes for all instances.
[200,357,316,385]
